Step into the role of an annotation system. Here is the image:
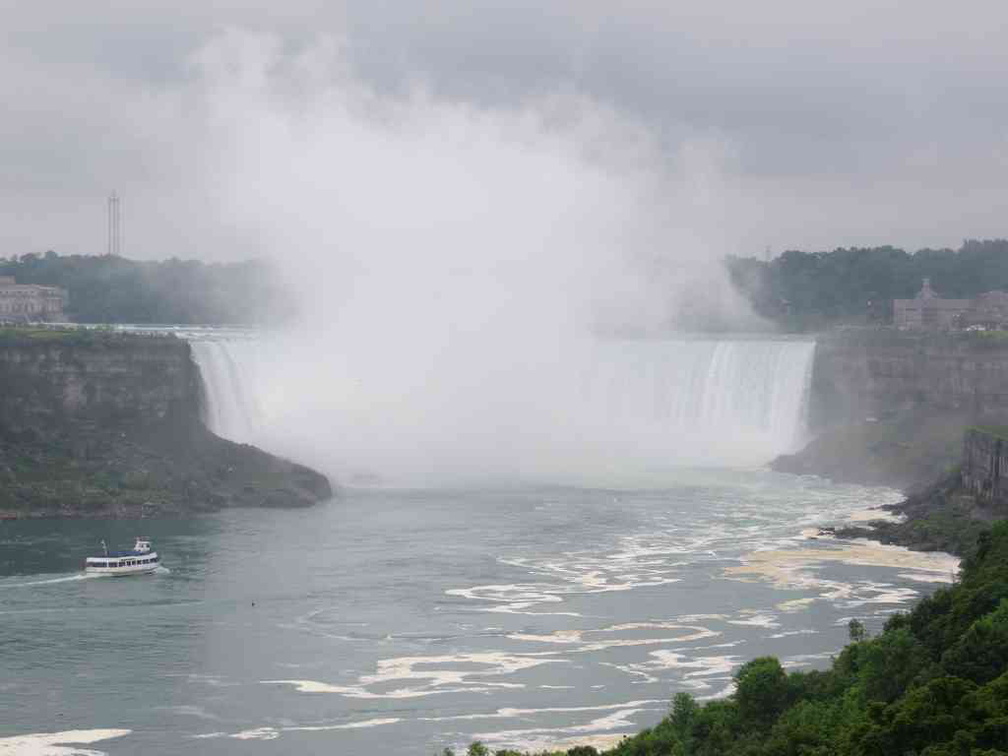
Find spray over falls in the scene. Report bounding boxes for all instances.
[190,336,816,486]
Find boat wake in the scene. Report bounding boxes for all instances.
[0,565,170,590]
[0,572,98,590]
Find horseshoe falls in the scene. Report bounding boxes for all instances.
[11,333,961,756]
[189,336,816,484]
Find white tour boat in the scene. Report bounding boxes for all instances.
[84,537,160,576]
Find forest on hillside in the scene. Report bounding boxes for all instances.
[728,239,1008,332]
[0,251,295,325]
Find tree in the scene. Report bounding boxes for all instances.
[848,618,867,642]
[735,657,789,725]
[670,691,699,754]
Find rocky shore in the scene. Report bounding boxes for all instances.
[792,425,1008,558]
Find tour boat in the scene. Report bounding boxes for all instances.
[84,538,160,576]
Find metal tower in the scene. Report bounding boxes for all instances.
[107,192,123,257]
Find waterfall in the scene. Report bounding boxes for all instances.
[190,339,264,443]
[581,339,816,456]
[189,334,816,483]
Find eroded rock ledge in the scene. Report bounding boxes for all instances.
[0,329,331,518]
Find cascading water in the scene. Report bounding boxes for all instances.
[189,335,815,483]
[190,339,265,443]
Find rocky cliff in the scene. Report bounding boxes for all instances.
[0,329,332,518]
[774,330,1008,490]
[808,330,1008,429]
[962,426,1008,507]
[831,427,1008,557]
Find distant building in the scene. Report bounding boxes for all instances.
[894,278,1008,330]
[0,276,68,323]
[893,279,971,329]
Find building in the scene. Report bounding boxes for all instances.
[893,279,971,329]
[894,279,1008,330]
[0,276,68,323]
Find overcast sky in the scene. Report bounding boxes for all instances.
[3,1,1008,261]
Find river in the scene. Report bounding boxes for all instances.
[0,472,955,754]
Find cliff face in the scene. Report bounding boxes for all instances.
[0,331,331,518]
[808,330,1008,429]
[0,334,200,432]
[962,427,1008,507]
[775,330,1008,490]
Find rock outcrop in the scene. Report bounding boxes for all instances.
[808,329,1008,429]
[0,329,332,518]
[962,426,1008,507]
[774,330,1008,490]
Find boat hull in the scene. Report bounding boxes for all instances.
[84,551,160,576]
[84,564,159,576]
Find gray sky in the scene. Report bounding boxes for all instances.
[3,1,1008,260]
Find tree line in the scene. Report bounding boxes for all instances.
[727,239,1008,332]
[0,251,295,325]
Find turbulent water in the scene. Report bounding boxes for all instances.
[0,335,958,754]
[190,336,817,483]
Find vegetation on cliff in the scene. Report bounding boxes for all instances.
[0,250,294,324]
[448,524,1008,756]
[728,238,1008,331]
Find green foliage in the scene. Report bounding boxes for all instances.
[727,239,1008,331]
[0,251,294,325]
[735,657,789,725]
[847,619,866,643]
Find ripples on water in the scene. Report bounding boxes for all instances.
[0,471,957,754]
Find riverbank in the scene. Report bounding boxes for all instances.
[0,329,332,517]
[779,422,1008,558]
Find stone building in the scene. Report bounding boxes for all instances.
[0,276,68,322]
[893,278,971,329]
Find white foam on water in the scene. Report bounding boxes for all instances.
[728,611,780,628]
[0,573,97,590]
[230,727,280,741]
[263,651,564,699]
[420,699,664,722]
[781,652,834,669]
[776,597,818,612]
[767,629,818,639]
[508,621,719,652]
[606,650,739,686]
[725,540,959,607]
[472,705,656,753]
[0,729,130,756]
[898,571,957,583]
[288,718,402,732]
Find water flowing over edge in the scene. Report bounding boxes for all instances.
[189,334,816,485]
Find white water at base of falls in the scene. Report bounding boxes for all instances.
[189,336,816,485]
